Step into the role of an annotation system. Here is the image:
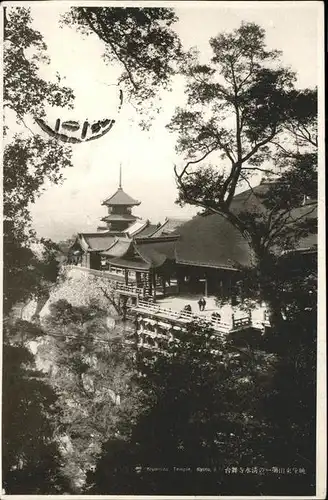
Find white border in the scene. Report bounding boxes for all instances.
[1,1,325,499]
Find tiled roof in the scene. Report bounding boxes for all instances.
[150,217,189,237]
[282,202,317,251]
[123,220,148,237]
[230,183,271,214]
[109,257,152,271]
[107,237,178,270]
[102,188,140,206]
[78,233,117,252]
[230,184,317,253]
[231,182,317,216]
[174,214,254,270]
[135,223,160,238]
[101,238,133,258]
[122,220,159,238]
[135,237,178,267]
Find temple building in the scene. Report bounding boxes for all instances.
[68,176,317,301]
[66,174,317,347]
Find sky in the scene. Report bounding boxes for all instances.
[5,1,323,241]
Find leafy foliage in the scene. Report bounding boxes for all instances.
[2,325,71,494]
[3,7,74,312]
[3,228,62,316]
[3,7,76,493]
[3,135,72,241]
[86,321,279,494]
[61,7,182,123]
[39,300,142,490]
[168,22,317,336]
[4,7,74,119]
[170,23,294,166]
[168,22,317,249]
[87,283,316,496]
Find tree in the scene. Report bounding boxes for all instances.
[167,22,317,330]
[2,8,182,490]
[39,299,142,491]
[61,7,182,124]
[3,231,62,315]
[4,7,74,119]
[168,22,316,237]
[3,7,75,313]
[86,320,280,495]
[3,7,76,493]
[2,323,71,494]
[167,24,317,495]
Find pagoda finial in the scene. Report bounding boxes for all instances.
[119,163,122,189]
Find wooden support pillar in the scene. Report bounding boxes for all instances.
[162,276,166,297]
[177,276,181,294]
[124,269,129,285]
[152,270,157,302]
[200,277,208,297]
[229,274,233,305]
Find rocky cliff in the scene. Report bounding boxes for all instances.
[40,265,121,322]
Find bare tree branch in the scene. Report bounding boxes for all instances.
[242,166,276,175]
[99,285,122,315]
[174,142,219,184]
[265,204,317,248]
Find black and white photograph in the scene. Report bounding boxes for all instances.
[1,1,325,497]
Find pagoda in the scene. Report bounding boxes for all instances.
[100,166,141,233]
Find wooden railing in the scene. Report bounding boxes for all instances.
[232,315,252,328]
[64,264,124,281]
[63,265,151,296]
[133,300,249,333]
[63,264,124,283]
[136,300,198,323]
[114,282,144,296]
[264,310,270,323]
[63,265,267,331]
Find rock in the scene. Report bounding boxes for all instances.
[39,266,119,323]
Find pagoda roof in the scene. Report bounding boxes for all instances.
[101,214,138,223]
[102,187,141,207]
